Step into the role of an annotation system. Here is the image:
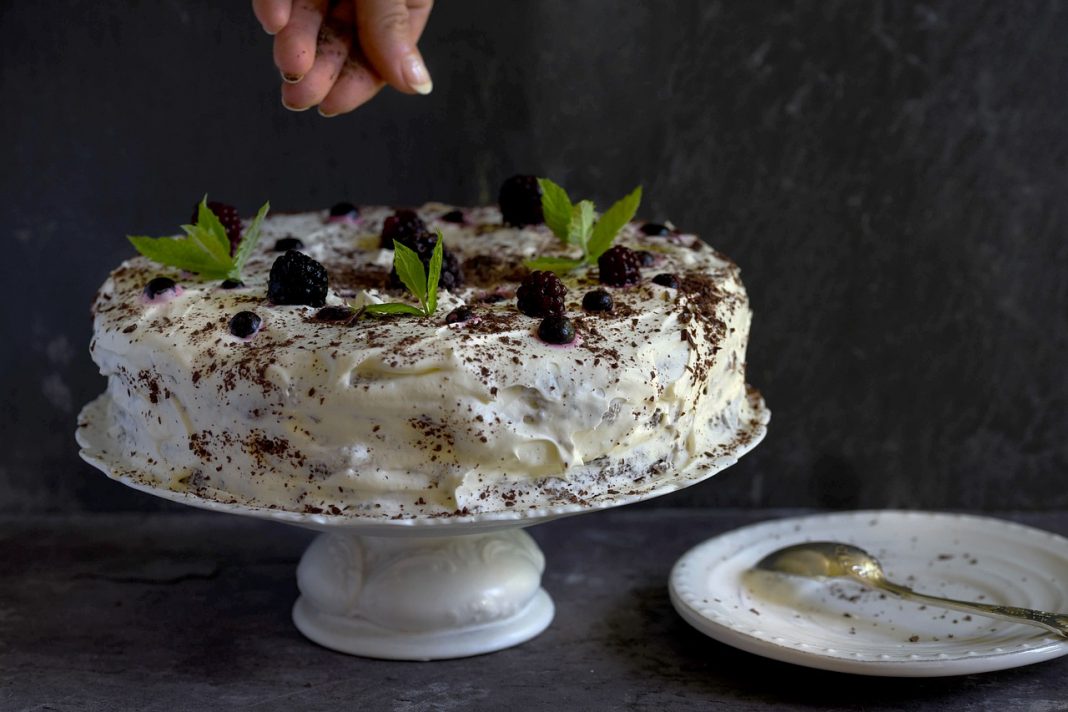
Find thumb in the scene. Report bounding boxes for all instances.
[356,0,434,95]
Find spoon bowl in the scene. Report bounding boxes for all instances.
[755,540,1068,637]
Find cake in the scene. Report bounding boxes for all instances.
[82,184,764,518]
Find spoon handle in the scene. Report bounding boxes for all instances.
[875,579,1068,637]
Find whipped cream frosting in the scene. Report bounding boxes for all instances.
[86,204,761,516]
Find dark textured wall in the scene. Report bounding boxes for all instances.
[2,1,1065,512]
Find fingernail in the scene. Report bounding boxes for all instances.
[317,107,339,118]
[282,72,303,84]
[282,97,311,112]
[403,55,433,95]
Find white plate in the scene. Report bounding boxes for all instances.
[669,510,1068,677]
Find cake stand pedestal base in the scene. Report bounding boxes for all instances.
[292,527,554,660]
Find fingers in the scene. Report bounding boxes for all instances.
[318,52,387,116]
[273,0,330,82]
[252,0,291,35]
[356,0,435,95]
[281,8,355,110]
[266,0,435,115]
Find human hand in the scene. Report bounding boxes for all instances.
[252,0,434,116]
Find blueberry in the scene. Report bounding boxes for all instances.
[273,236,305,251]
[652,273,679,289]
[636,250,656,267]
[229,311,262,338]
[440,209,465,223]
[582,289,613,313]
[329,202,359,218]
[267,250,329,307]
[538,316,576,345]
[220,279,244,289]
[446,306,474,324]
[641,223,671,236]
[143,277,177,299]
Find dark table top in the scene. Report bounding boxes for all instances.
[2,508,1066,711]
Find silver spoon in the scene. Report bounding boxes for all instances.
[754,541,1068,637]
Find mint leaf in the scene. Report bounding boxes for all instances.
[371,233,446,319]
[363,302,426,316]
[426,234,443,316]
[193,197,232,259]
[587,186,642,261]
[528,179,644,273]
[232,201,270,277]
[127,235,233,279]
[128,198,271,281]
[537,178,573,242]
[392,241,428,310]
[568,200,596,252]
[523,256,584,273]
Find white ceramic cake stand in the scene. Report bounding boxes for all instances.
[76,391,768,660]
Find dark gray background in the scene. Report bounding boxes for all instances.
[2,1,1065,513]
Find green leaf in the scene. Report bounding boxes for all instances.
[537,178,573,243]
[362,302,426,317]
[232,201,270,277]
[392,241,428,310]
[127,197,272,281]
[194,197,233,259]
[179,223,232,267]
[587,185,642,261]
[523,256,584,273]
[568,200,596,251]
[127,235,233,279]
[425,233,443,316]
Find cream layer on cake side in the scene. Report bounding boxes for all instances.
[88,204,756,515]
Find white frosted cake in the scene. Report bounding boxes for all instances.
[82,190,763,517]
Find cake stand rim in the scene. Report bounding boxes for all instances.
[76,389,769,535]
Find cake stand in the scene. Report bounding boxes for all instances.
[76,390,768,661]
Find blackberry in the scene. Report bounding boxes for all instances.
[636,250,656,267]
[652,273,679,289]
[440,209,465,223]
[582,289,613,312]
[516,271,566,317]
[598,245,642,286]
[438,250,464,291]
[229,311,262,338]
[220,279,244,289]
[387,246,464,292]
[314,305,356,322]
[381,209,433,252]
[267,250,329,307]
[499,175,543,227]
[641,222,671,236]
[445,306,473,324]
[143,277,178,300]
[329,202,359,219]
[192,201,242,255]
[538,316,576,345]
[273,236,305,252]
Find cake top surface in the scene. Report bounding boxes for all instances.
[82,194,766,522]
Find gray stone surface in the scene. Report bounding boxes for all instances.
[2,1,1067,513]
[1,509,1066,711]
